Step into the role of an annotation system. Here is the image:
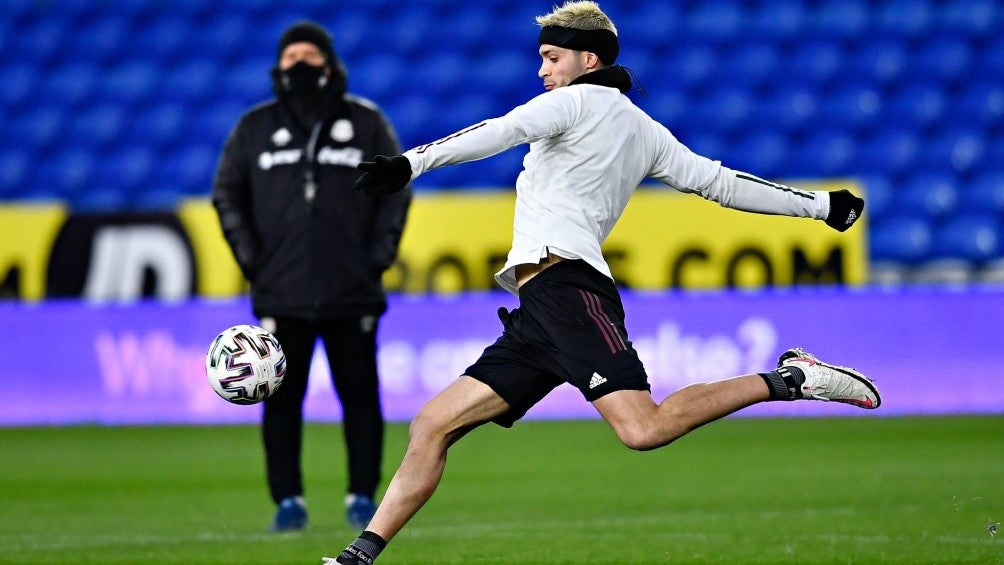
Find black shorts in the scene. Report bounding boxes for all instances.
[465,260,650,427]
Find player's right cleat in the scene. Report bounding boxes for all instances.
[268,496,307,532]
[778,348,881,409]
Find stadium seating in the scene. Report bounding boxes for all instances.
[1,0,1002,281]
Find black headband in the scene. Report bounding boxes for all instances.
[538,25,619,65]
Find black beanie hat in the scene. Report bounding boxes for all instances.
[277,21,336,64]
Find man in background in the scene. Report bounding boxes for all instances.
[212,20,411,532]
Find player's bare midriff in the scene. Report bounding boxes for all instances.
[515,252,566,289]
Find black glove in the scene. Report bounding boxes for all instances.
[354,155,412,195]
[825,189,864,232]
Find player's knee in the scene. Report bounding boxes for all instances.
[614,424,667,451]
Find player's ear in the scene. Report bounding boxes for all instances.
[585,51,602,69]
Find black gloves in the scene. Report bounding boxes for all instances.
[354,155,412,195]
[825,189,864,232]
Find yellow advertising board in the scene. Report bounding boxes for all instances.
[0,182,866,299]
[0,203,68,300]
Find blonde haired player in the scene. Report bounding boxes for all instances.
[326,2,878,563]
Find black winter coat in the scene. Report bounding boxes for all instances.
[212,91,411,320]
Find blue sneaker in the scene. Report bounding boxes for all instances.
[269,496,307,532]
[345,494,377,529]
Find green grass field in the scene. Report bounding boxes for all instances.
[1,416,1001,564]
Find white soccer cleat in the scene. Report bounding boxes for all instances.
[778,348,881,409]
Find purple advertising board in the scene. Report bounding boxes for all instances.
[2,287,1002,426]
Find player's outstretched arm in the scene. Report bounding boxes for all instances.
[354,155,412,196]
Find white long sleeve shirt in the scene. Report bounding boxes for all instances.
[404,79,829,295]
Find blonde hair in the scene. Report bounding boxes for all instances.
[535,1,617,35]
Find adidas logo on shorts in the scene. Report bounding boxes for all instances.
[589,372,607,389]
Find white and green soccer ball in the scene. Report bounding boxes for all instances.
[205,324,286,405]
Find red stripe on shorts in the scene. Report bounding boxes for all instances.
[579,289,626,353]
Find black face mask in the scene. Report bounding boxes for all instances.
[273,61,329,96]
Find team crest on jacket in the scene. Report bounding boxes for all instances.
[331,119,354,142]
[271,128,292,147]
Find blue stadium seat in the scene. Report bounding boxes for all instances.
[0,63,39,110]
[930,214,1003,263]
[70,16,131,64]
[939,0,997,38]
[851,38,908,86]
[432,94,497,140]
[958,172,1004,215]
[435,10,494,48]
[911,35,973,85]
[164,58,221,104]
[39,148,97,200]
[855,129,922,178]
[13,19,67,65]
[793,130,856,177]
[12,105,66,153]
[385,8,435,56]
[753,83,818,135]
[70,188,131,213]
[897,173,959,219]
[131,185,186,212]
[642,87,688,131]
[857,175,895,223]
[68,105,126,150]
[923,127,985,176]
[869,214,933,264]
[728,131,789,181]
[786,40,844,86]
[102,61,159,108]
[194,101,247,147]
[0,148,31,199]
[621,4,682,49]
[140,16,193,61]
[98,147,156,195]
[690,87,754,135]
[886,82,948,130]
[471,50,538,102]
[131,102,188,152]
[747,0,806,41]
[684,0,743,43]
[722,42,781,90]
[875,0,933,38]
[163,144,220,196]
[414,53,465,96]
[194,14,252,63]
[40,63,97,111]
[955,81,1004,127]
[668,44,718,91]
[809,0,868,39]
[818,85,882,132]
[981,37,1004,77]
[224,57,273,106]
[353,54,408,102]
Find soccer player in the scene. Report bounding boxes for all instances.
[326,2,879,563]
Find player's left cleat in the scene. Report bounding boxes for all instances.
[778,348,881,409]
[345,494,377,529]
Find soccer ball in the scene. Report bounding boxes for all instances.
[205,325,286,405]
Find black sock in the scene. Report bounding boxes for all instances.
[339,531,386,564]
[758,366,806,401]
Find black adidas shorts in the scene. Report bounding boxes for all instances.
[465,260,651,427]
